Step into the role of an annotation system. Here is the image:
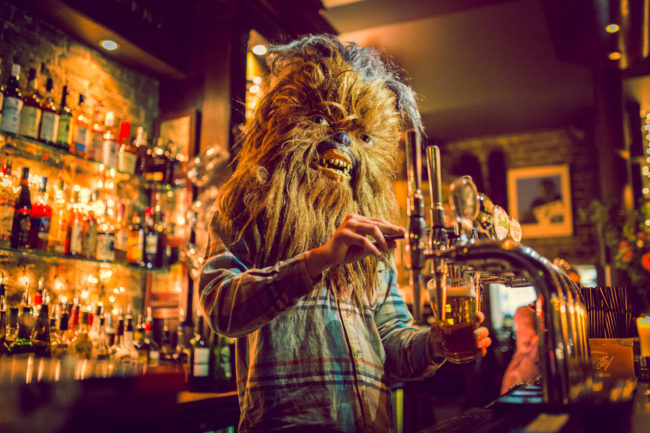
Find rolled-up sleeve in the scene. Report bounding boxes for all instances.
[374,265,444,379]
[199,234,318,338]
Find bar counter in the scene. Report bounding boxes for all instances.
[419,382,650,433]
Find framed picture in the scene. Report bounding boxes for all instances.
[507,165,573,238]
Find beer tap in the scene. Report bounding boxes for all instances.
[404,130,426,323]
[425,145,448,322]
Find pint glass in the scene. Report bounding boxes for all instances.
[427,274,480,364]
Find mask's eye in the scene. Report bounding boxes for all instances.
[358,133,373,145]
[312,115,330,126]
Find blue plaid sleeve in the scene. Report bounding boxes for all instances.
[374,264,444,379]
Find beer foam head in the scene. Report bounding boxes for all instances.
[427,276,476,297]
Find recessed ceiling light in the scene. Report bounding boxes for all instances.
[605,23,620,33]
[99,39,119,51]
[252,44,267,56]
[608,51,622,60]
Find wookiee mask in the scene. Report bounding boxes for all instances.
[215,34,423,301]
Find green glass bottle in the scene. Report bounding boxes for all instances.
[7,306,35,355]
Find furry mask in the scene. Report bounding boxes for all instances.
[215,34,422,301]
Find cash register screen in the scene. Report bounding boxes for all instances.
[489,283,537,329]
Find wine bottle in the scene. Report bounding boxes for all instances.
[18,67,42,139]
[38,77,59,144]
[188,315,210,392]
[55,86,72,150]
[0,63,23,134]
[10,167,31,249]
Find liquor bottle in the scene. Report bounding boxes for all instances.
[18,67,42,139]
[118,121,138,174]
[38,77,59,144]
[127,211,144,266]
[96,207,115,262]
[92,315,110,360]
[0,159,15,247]
[10,167,31,249]
[66,189,83,257]
[0,280,7,350]
[55,86,72,150]
[102,111,119,168]
[187,315,210,391]
[116,314,137,364]
[0,63,23,135]
[4,306,19,350]
[89,105,104,162]
[70,311,92,359]
[71,94,89,157]
[143,206,158,269]
[135,308,160,367]
[160,322,175,365]
[146,138,167,183]
[174,310,190,367]
[210,331,234,391]
[82,207,97,259]
[51,311,72,358]
[29,176,51,251]
[114,203,129,263]
[48,180,67,254]
[7,306,36,355]
[133,127,148,176]
[155,209,168,268]
[110,316,125,359]
[32,303,51,357]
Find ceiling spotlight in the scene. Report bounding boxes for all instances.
[99,39,119,51]
[605,23,620,33]
[252,44,268,56]
[608,51,622,61]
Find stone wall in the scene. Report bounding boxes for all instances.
[439,127,599,264]
[0,0,159,134]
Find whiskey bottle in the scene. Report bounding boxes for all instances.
[70,311,93,359]
[66,189,83,257]
[18,67,42,139]
[71,94,89,157]
[10,167,31,249]
[55,86,72,151]
[0,159,15,248]
[143,206,158,269]
[28,176,51,251]
[38,77,59,144]
[51,311,72,358]
[92,315,110,360]
[160,322,175,365]
[48,180,67,254]
[96,207,115,262]
[102,111,119,168]
[133,126,148,176]
[0,63,23,135]
[188,315,210,391]
[114,203,129,263]
[32,303,51,357]
[118,120,138,174]
[89,104,105,162]
[127,211,144,266]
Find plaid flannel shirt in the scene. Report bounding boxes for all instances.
[199,228,443,433]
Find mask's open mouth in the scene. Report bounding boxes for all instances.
[315,148,352,182]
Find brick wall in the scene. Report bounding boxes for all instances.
[0,0,159,134]
[439,128,599,264]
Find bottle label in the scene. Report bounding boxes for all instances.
[127,231,144,263]
[91,133,103,161]
[0,96,23,134]
[57,116,71,145]
[11,211,31,247]
[115,229,129,252]
[40,111,59,142]
[73,126,89,153]
[69,219,83,253]
[118,151,138,174]
[96,232,115,261]
[192,348,209,377]
[32,216,51,249]
[102,139,119,168]
[146,233,158,255]
[0,203,14,240]
[19,105,42,138]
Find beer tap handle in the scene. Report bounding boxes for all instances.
[425,145,447,248]
[405,130,426,323]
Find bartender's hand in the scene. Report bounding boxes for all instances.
[429,311,492,359]
[305,214,405,279]
[474,312,492,357]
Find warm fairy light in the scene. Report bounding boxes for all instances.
[60,295,68,304]
[608,51,622,61]
[113,288,119,294]
[112,307,119,315]
[252,76,262,85]
[252,44,268,56]
[249,84,260,94]
[644,188,649,194]
[19,275,30,288]
[119,286,125,293]
[80,290,89,300]
[99,39,119,51]
[605,23,620,33]
[97,180,103,189]
[109,168,116,177]
[100,269,113,280]
[109,295,116,303]
[87,275,99,285]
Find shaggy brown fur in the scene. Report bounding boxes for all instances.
[214,35,420,301]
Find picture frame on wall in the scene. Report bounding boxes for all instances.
[507,164,573,238]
